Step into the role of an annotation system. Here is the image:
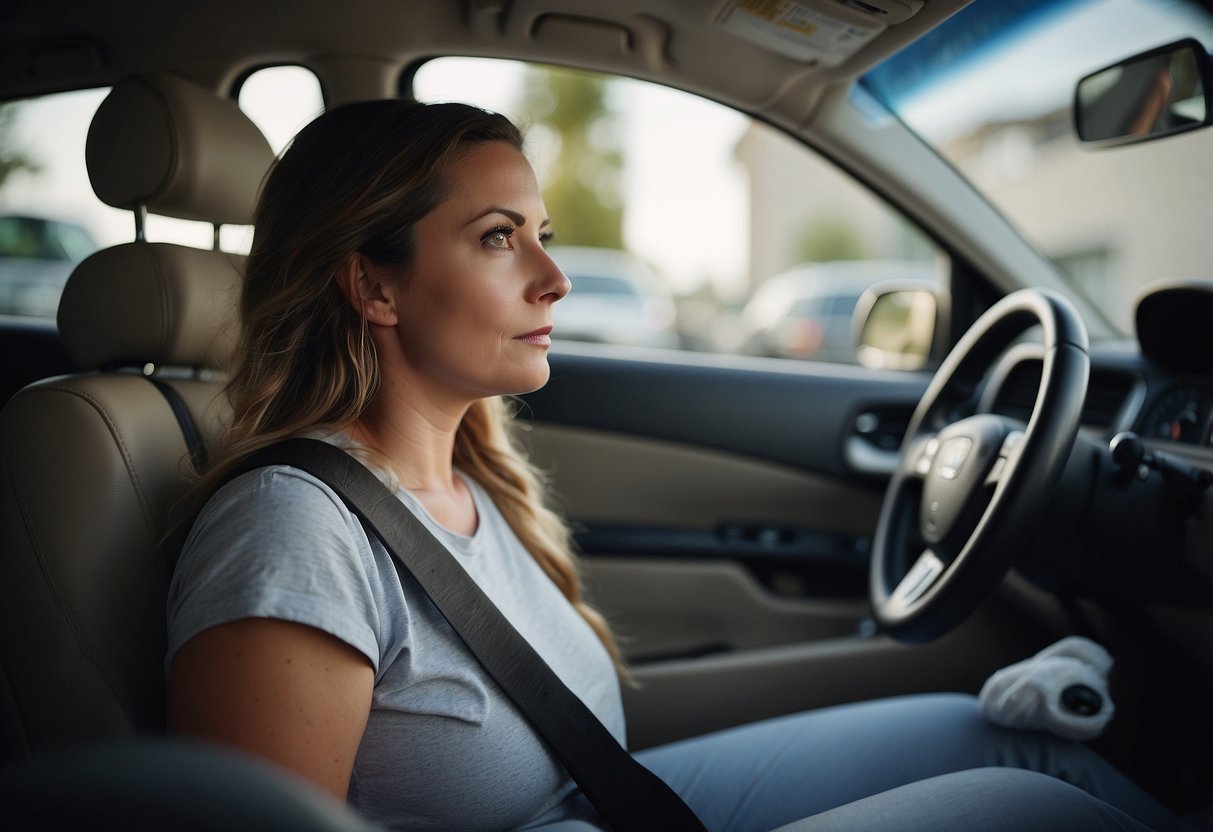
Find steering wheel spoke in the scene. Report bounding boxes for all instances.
[888,549,946,609]
[983,428,1025,488]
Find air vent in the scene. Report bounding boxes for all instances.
[990,359,1133,429]
[1082,370,1134,428]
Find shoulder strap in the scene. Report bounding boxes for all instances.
[229,438,706,832]
[146,376,208,472]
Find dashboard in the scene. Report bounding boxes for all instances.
[978,281,1213,610]
[988,342,1213,461]
[978,283,1213,458]
[1129,280,1213,455]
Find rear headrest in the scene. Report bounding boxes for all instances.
[86,74,274,224]
[58,244,242,370]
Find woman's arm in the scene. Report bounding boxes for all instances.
[167,617,375,800]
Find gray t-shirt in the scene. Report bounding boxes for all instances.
[166,461,624,831]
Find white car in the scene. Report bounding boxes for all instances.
[546,246,679,349]
[0,215,97,317]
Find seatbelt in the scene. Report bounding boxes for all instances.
[146,376,208,472]
[228,438,707,832]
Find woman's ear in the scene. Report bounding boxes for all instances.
[335,253,399,327]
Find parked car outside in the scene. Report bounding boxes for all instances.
[737,260,940,363]
[0,215,97,317]
[545,245,678,349]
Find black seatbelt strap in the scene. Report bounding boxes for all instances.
[229,438,707,832]
[146,376,208,472]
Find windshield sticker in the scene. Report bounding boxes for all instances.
[718,0,882,66]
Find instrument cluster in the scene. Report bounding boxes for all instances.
[1139,385,1213,446]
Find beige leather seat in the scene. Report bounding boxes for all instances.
[0,74,273,762]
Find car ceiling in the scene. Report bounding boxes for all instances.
[2,0,969,128]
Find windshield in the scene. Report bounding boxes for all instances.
[862,0,1213,334]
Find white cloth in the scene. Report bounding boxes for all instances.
[979,636,1114,741]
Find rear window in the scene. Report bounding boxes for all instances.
[0,215,95,260]
[0,66,322,319]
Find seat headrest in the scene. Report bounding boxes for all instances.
[58,243,242,370]
[86,74,274,225]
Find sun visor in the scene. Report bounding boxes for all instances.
[716,0,923,66]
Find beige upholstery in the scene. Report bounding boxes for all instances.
[86,73,273,224]
[59,243,242,369]
[0,73,272,759]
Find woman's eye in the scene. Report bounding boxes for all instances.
[482,226,514,250]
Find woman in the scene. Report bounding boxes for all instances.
[165,100,1186,832]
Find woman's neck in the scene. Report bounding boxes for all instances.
[348,381,468,496]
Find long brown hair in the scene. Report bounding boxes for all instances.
[194,100,624,673]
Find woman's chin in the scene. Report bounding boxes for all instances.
[478,363,551,398]
[514,364,551,395]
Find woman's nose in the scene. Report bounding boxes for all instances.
[532,248,571,303]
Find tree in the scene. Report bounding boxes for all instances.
[0,104,40,189]
[795,214,866,263]
[517,66,622,249]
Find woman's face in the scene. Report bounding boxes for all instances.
[386,140,570,402]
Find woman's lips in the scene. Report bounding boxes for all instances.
[513,325,552,346]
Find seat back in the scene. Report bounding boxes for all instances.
[0,74,273,761]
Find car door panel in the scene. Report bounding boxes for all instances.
[524,344,927,476]
[618,607,1040,750]
[522,347,1046,747]
[520,346,927,665]
[521,422,883,533]
[521,423,877,656]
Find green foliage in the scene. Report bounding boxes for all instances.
[0,104,40,189]
[795,214,866,263]
[519,66,622,249]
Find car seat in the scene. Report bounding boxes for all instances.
[0,73,273,762]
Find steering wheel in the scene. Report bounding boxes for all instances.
[870,289,1089,643]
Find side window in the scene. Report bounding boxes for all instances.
[412,58,942,366]
[0,67,322,319]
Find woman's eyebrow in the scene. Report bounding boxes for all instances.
[464,207,526,227]
[463,207,553,229]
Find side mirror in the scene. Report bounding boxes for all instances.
[1075,37,1212,146]
[854,282,945,372]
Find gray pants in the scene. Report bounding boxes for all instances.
[539,693,1187,831]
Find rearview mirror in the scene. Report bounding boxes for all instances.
[1075,38,1212,146]
[854,283,944,372]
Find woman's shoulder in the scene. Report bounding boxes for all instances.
[168,462,389,673]
[181,463,375,582]
[204,462,357,522]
